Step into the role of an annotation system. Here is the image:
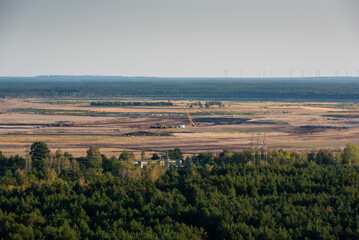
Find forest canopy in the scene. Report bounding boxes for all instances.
[0,142,358,239]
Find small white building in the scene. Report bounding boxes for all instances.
[137,161,149,168]
[136,159,183,168]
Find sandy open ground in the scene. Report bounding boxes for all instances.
[1,99,359,157]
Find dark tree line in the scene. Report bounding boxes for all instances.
[188,101,224,108]
[90,101,174,107]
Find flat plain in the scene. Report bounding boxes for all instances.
[1,98,359,157]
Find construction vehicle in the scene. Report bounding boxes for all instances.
[150,124,175,129]
[185,109,196,127]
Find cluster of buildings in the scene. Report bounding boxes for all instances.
[136,159,183,168]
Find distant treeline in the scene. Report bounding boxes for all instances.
[90,101,174,107]
[188,101,224,108]
[1,77,359,101]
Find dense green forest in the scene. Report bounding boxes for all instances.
[1,76,359,101]
[90,101,174,107]
[0,142,358,239]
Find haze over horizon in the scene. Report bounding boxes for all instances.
[0,0,358,78]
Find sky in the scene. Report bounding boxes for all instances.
[0,0,358,77]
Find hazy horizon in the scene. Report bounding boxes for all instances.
[1,0,358,78]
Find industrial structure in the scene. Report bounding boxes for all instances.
[250,132,268,166]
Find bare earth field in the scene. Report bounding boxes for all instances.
[1,99,359,157]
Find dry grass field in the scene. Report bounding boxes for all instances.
[1,98,359,157]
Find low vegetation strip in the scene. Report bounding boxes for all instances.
[300,125,349,130]
[13,108,181,117]
[90,101,174,107]
[14,108,129,117]
[191,111,259,116]
[323,114,359,118]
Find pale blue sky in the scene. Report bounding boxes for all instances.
[0,0,358,77]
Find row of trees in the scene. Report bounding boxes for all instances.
[1,142,359,181]
[90,101,174,107]
[191,144,359,166]
[188,101,225,108]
